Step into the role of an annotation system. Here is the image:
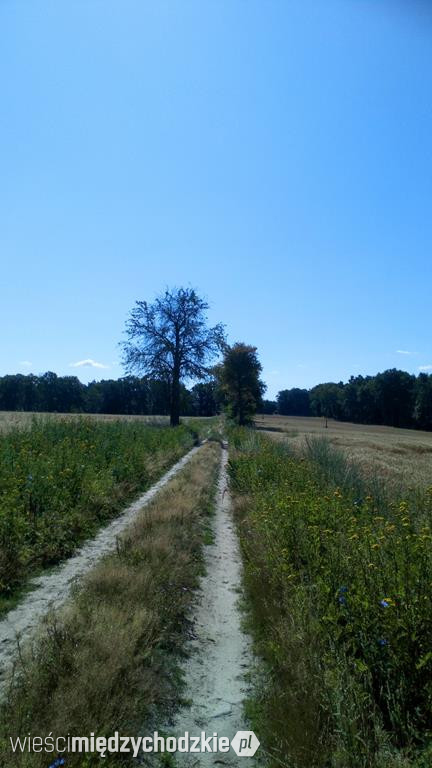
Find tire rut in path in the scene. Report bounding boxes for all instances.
[0,443,203,693]
[166,444,255,767]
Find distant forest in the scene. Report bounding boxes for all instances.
[1,368,432,430]
[0,373,219,417]
[265,369,432,431]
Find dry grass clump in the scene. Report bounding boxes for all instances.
[0,441,220,768]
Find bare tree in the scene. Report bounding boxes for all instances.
[121,287,225,426]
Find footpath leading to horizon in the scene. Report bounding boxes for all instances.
[163,444,255,767]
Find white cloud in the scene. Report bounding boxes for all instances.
[19,360,33,368]
[418,365,432,372]
[69,359,109,369]
[396,350,411,355]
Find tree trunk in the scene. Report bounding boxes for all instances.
[170,369,181,427]
[170,329,181,427]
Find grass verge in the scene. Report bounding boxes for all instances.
[0,441,221,768]
[229,428,432,768]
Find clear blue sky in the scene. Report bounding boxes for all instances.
[1,1,432,399]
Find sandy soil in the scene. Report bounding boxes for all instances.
[0,444,202,693]
[164,444,256,767]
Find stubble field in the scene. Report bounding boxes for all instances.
[255,413,432,488]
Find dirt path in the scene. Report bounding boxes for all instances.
[0,444,202,692]
[168,444,256,766]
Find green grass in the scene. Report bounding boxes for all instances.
[0,417,197,607]
[0,442,221,768]
[229,428,432,768]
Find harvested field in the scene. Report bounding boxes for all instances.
[255,414,432,488]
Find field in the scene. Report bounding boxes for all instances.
[2,410,432,767]
[0,411,169,431]
[0,416,198,610]
[255,414,432,488]
[0,411,215,432]
[230,426,432,767]
[1,441,221,767]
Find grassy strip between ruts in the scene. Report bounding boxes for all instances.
[0,440,221,768]
[229,428,432,768]
[0,418,198,612]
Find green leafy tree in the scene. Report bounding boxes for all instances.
[414,373,432,430]
[277,388,310,416]
[191,380,219,416]
[218,342,266,425]
[260,398,278,414]
[375,369,416,428]
[309,382,344,421]
[341,375,380,424]
[121,287,225,426]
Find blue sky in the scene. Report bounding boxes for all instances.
[1,0,432,399]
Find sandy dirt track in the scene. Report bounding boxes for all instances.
[166,444,256,766]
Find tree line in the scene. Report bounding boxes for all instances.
[0,372,220,417]
[0,363,264,423]
[272,369,432,430]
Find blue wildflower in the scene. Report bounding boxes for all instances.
[337,587,348,605]
[378,638,389,647]
[48,759,65,768]
[380,600,389,608]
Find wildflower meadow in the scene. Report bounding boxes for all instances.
[229,429,432,768]
[0,418,195,608]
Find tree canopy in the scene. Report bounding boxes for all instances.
[121,287,225,425]
[277,387,310,416]
[217,342,266,425]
